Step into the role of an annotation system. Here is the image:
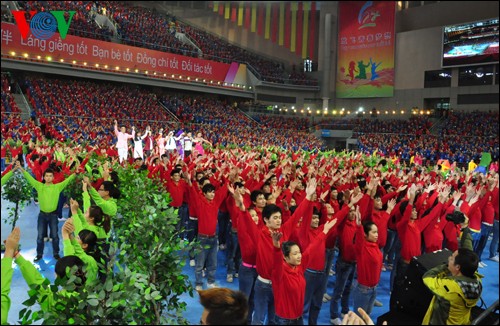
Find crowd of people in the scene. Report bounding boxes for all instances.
[1,122,497,324]
[7,1,318,86]
[251,114,311,132]
[17,1,114,41]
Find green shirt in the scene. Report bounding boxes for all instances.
[72,208,109,239]
[23,171,75,213]
[1,170,13,187]
[63,239,98,283]
[1,257,13,325]
[14,255,79,314]
[87,187,117,217]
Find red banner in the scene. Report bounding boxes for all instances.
[1,22,232,82]
[296,2,303,56]
[257,3,264,36]
[231,2,237,22]
[285,2,291,49]
[336,1,396,98]
[271,3,278,43]
[309,1,316,60]
[244,3,251,29]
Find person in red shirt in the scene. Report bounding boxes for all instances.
[270,218,337,325]
[301,192,363,325]
[329,204,362,325]
[251,178,318,325]
[186,176,228,290]
[394,185,449,291]
[352,207,382,318]
[164,168,188,236]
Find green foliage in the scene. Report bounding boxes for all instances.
[18,165,195,325]
[113,166,194,325]
[2,171,33,231]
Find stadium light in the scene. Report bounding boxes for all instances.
[23,53,29,58]
[47,56,52,61]
[10,52,15,56]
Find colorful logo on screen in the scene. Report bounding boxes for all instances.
[358,1,380,30]
[11,10,75,40]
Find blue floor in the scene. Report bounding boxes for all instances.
[2,197,499,325]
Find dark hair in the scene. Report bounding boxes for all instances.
[399,200,410,215]
[312,207,321,219]
[89,205,111,234]
[109,171,119,186]
[357,178,367,190]
[281,241,300,258]
[362,221,377,237]
[262,204,281,220]
[198,288,249,325]
[446,211,466,225]
[78,229,99,258]
[170,168,182,177]
[454,248,479,278]
[250,190,264,203]
[55,255,86,286]
[198,177,209,186]
[43,168,55,177]
[202,184,216,194]
[102,181,120,199]
[234,181,244,188]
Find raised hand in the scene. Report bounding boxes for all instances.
[350,191,364,205]
[70,198,80,214]
[355,205,362,226]
[323,218,338,235]
[4,226,21,258]
[271,230,283,248]
[62,218,75,235]
[305,178,318,199]
[387,198,397,213]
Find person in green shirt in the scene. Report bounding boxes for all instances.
[2,227,20,325]
[1,159,19,187]
[17,162,75,262]
[3,227,88,320]
[62,219,99,284]
[82,177,119,218]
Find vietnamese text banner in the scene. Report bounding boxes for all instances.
[1,22,234,82]
[336,1,395,98]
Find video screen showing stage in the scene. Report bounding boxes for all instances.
[442,18,499,67]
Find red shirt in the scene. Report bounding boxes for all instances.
[355,225,383,287]
[370,209,391,249]
[422,207,448,253]
[254,199,313,280]
[271,233,326,319]
[237,210,258,265]
[165,179,187,208]
[189,183,228,236]
[397,203,443,262]
[338,219,358,262]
